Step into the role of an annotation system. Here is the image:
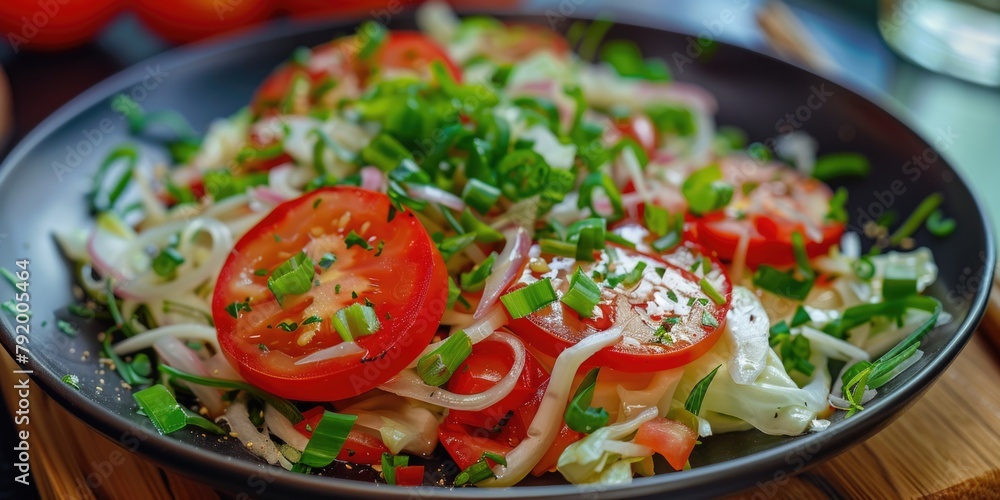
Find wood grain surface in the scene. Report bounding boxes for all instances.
[4,328,999,499]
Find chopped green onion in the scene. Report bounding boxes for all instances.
[344,230,374,250]
[889,193,944,246]
[361,133,413,172]
[700,278,726,305]
[318,253,336,269]
[417,331,473,386]
[604,232,636,249]
[461,179,501,215]
[682,164,734,215]
[578,172,625,221]
[646,104,695,136]
[926,209,956,237]
[181,406,226,435]
[500,278,558,319]
[561,268,602,318]
[497,149,551,201]
[564,368,609,434]
[202,169,268,201]
[812,153,870,181]
[643,204,671,236]
[151,246,185,279]
[752,265,813,301]
[267,251,315,306]
[332,303,381,342]
[381,453,409,485]
[158,364,303,423]
[459,209,504,244]
[357,21,386,59]
[89,146,139,213]
[61,374,80,390]
[56,319,78,337]
[539,239,577,258]
[790,305,812,327]
[791,231,815,279]
[460,253,496,292]
[133,384,187,434]
[684,365,721,416]
[103,336,150,385]
[298,410,357,468]
[853,257,875,281]
[882,262,917,300]
[826,187,849,223]
[438,232,477,261]
[621,261,648,288]
[455,457,496,486]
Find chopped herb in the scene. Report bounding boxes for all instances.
[344,230,374,250]
[56,319,78,337]
[277,321,299,332]
[224,299,252,319]
[318,253,336,269]
[61,374,80,390]
[701,310,719,328]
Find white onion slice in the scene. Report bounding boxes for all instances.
[474,227,530,319]
[482,313,628,487]
[800,326,870,362]
[218,393,291,469]
[294,341,364,365]
[153,336,224,417]
[204,352,243,381]
[264,404,309,451]
[116,218,233,301]
[726,287,771,385]
[113,324,219,355]
[410,305,507,368]
[249,186,289,205]
[408,184,465,211]
[379,330,525,410]
[267,165,303,200]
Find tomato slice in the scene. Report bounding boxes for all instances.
[438,422,513,470]
[293,406,389,464]
[212,187,448,401]
[633,417,697,471]
[445,337,548,434]
[394,465,425,486]
[251,31,460,116]
[507,243,731,372]
[694,160,844,268]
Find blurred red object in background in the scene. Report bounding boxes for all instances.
[0,0,122,52]
[133,0,274,43]
[0,0,522,51]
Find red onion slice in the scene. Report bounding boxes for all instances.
[474,226,530,319]
[153,336,224,417]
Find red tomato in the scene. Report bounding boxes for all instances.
[394,465,425,486]
[294,406,389,464]
[508,244,731,372]
[250,30,460,116]
[134,0,273,44]
[445,337,548,433]
[212,187,448,401]
[695,160,844,268]
[633,417,697,471]
[438,422,513,470]
[531,423,582,476]
[0,0,120,51]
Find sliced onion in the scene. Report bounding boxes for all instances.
[482,311,628,487]
[294,341,364,365]
[379,330,525,410]
[87,213,135,283]
[217,392,291,469]
[116,218,233,301]
[360,166,386,192]
[204,352,243,381]
[264,404,308,451]
[840,232,861,260]
[800,326,870,362]
[113,324,219,355]
[875,349,924,386]
[474,226,530,319]
[153,336,224,417]
[725,287,770,385]
[408,184,465,211]
[603,440,653,458]
[249,186,289,205]
[410,305,508,368]
[267,164,303,200]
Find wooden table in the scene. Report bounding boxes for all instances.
[4,329,999,499]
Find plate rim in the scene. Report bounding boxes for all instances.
[0,11,995,499]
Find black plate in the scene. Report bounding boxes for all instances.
[0,12,994,499]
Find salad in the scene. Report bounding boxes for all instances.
[50,2,957,488]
